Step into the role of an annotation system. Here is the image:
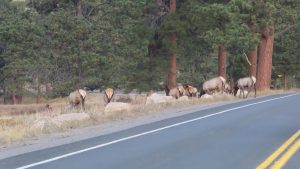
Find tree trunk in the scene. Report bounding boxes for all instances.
[12,90,16,105]
[229,62,235,91]
[170,0,176,12]
[37,84,42,104]
[284,72,288,89]
[76,0,83,17]
[76,58,83,89]
[147,44,155,89]
[167,0,177,89]
[168,35,177,89]
[247,45,257,77]
[16,95,22,104]
[3,88,8,104]
[256,27,274,91]
[218,45,227,79]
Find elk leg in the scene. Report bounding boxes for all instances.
[246,87,251,98]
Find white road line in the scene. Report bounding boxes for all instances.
[16,93,299,169]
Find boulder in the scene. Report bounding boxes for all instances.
[52,113,90,125]
[104,102,132,113]
[32,113,90,131]
[177,96,189,102]
[31,117,59,132]
[114,95,132,103]
[146,93,175,104]
[200,94,213,99]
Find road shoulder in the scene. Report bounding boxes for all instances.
[0,93,296,160]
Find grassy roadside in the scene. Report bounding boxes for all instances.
[0,89,298,145]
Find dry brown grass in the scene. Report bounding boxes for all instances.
[0,114,38,144]
[0,89,298,145]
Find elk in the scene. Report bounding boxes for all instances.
[184,85,198,97]
[146,90,153,97]
[234,76,256,98]
[169,87,181,99]
[104,88,114,104]
[164,83,187,98]
[69,89,86,110]
[45,104,53,112]
[199,76,226,97]
[177,85,189,97]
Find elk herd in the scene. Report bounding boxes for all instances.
[68,76,257,110]
[162,76,256,100]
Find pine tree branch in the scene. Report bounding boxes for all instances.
[275,23,300,38]
[243,52,252,66]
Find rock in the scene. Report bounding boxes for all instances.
[31,117,59,132]
[146,93,175,104]
[200,94,213,99]
[114,95,132,103]
[52,113,90,126]
[32,113,90,131]
[104,102,132,113]
[177,96,189,101]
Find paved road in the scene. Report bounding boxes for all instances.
[1,93,300,169]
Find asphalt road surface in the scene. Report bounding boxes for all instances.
[1,93,300,169]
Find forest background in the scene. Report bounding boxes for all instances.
[0,0,299,104]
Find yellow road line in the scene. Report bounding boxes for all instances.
[256,130,300,169]
[270,138,300,169]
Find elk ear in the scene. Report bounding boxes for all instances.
[78,89,86,98]
[110,90,114,101]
